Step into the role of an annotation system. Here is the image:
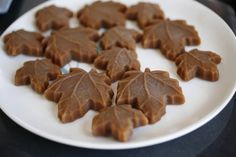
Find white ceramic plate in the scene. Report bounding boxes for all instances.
[0,0,236,150]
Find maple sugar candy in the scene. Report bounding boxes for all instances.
[92,105,148,142]
[142,19,201,61]
[94,47,140,82]
[43,27,99,67]
[175,49,221,81]
[35,5,73,32]
[116,68,185,124]
[126,2,165,29]
[15,59,61,94]
[100,26,141,51]
[78,1,127,29]
[44,68,114,123]
[3,29,44,56]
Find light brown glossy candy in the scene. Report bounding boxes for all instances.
[44,68,114,123]
[142,19,201,60]
[175,49,221,81]
[78,1,127,29]
[100,26,141,51]
[15,59,61,94]
[35,5,73,32]
[116,68,185,124]
[43,27,99,67]
[126,2,164,29]
[92,105,148,142]
[3,29,44,56]
[94,47,140,82]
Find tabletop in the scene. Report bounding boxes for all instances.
[0,0,236,157]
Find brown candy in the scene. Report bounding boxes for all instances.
[142,19,201,61]
[92,105,148,142]
[175,49,222,81]
[35,5,73,32]
[44,68,114,123]
[77,1,126,29]
[126,2,164,29]
[100,26,141,51]
[15,59,61,94]
[43,27,99,67]
[116,68,185,124]
[3,29,44,56]
[94,47,140,82]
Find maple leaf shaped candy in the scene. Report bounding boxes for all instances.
[15,59,61,94]
[175,49,222,81]
[92,105,148,142]
[77,1,127,29]
[3,29,44,56]
[94,47,140,82]
[44,68,114,123]
[43,27,99,67]
[142,19,201,61]
[116,68,185,124]
[100,26,141,51]
[35,5,73,32]
[126,2,165,29]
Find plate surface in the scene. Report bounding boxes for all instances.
[0,0,236,150]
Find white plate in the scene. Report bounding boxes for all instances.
[0,0,236,150]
